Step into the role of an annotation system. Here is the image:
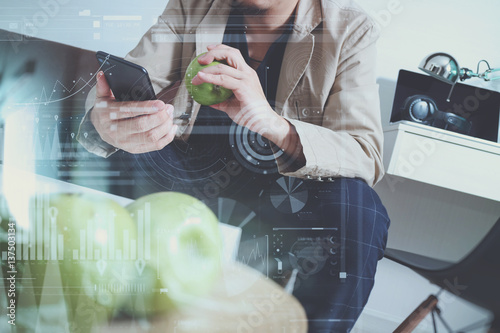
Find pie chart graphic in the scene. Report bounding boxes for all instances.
[270,177,308,214]
[212,197,257,230]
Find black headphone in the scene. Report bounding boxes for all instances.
[401,95,472,135]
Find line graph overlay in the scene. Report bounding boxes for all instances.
[237,235,269,278]
[12,60,110,106]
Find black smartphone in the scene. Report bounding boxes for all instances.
[96,51,156,102]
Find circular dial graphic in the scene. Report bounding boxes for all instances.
[288,238,327,276]
[229,122,281,175]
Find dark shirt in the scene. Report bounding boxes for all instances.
[223,10,293,109]
[185,10,293,178]
[185,10,293,181]
[193,9,293,127]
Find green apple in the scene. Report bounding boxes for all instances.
[184,52,234,106]
[28,193,140,323]
[126,192,222,308]
[0,194,12,242]
[0,194,11,222]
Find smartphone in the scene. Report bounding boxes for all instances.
[96,51,156,102]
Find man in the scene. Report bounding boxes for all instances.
[78,0,390,331]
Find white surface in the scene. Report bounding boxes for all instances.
[383,121,500,201]
[218,222,242,263]
[0,165,242,263]
[375,176,500,262]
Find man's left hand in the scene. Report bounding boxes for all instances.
[190,44,287,141]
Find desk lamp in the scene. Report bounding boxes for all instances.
[419,52,500,84]
[419,52,499,101]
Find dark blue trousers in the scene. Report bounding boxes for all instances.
[285,178,390,332]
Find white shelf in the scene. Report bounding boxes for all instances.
[383,121,500,202]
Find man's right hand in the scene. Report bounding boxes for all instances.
[90,71,178,154]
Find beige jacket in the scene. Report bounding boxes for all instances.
[78,0,384,186]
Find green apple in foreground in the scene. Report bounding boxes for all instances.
[126,192,223,306]
[184,52,234,106]
[30,193,138,307]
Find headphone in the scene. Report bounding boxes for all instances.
[401,95,472,135]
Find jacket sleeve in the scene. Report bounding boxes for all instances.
[279,20,384,187]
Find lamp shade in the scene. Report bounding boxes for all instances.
[419,52,460,84]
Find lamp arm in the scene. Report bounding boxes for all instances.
[481,67,500,81]
[459,68,478,81]
[460,67,500,82]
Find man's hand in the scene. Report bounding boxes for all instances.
[191,44,303,162]
[90,71,178,154]
[190,44,289,145]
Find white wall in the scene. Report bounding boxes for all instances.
[357,0,500,89]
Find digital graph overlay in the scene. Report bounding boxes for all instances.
[5,192,151,273]
[229,122,282,175]
[210,197,269,277]
[270,177,308,214]
[272,227,345,281]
